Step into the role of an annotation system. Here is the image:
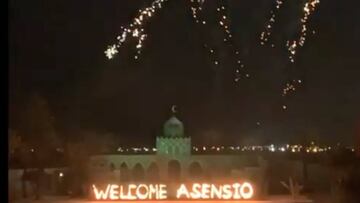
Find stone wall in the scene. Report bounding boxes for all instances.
[89,153,334,197]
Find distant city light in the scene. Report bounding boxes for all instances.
[112,143,347,155]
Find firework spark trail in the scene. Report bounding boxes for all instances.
[281,0,319,108]
[105,0,169,60]
[287,0,320,63]
[216,5,232,42]
[189,0,248,82]
[281,79,302,110]
[189,0,206,24]
[214,3,249,81]
[282,79,302,97]
[189,0,220,66]
[189,0,221,69]
[203,44,219,67]
[260,0,285,46]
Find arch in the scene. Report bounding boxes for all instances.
[109,162,115,172]
[188,161,204,180]
[132,163,145,182]
[168,160,181,182]
[147,162,160,182]
[120,162,130,182]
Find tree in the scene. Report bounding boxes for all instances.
[330,150,360,203]
[281,177,303,200]
[18,93,59,149]
[13,93,60,199]
[9,129,27,199]
[8,129,33,198]
[8,129,21,160]
[65,130,115,197]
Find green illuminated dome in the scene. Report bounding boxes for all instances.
[163,116,184,137]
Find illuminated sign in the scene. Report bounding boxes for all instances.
[92,182,254,200]
[93,184,167,200]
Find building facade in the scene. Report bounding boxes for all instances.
[88,114,267,196]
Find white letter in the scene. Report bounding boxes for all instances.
[127,184,137,200]
[201,184,210,199]
[222,184,232,199]
[232,183,241,199]
[190,183,201,199]
[176,184,189,199]
[148,184,158,199]
[93,184,110,200]
[210,184,222,199]
[109,184,119,200]
[159,184,167,199]
[119,185,125,199]
[136,184,149,200]
[240,182,254,199]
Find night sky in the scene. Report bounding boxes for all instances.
[9,0,360,146]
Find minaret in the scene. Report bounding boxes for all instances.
[156,106,191,157]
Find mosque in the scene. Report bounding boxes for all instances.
[88,110,268,198]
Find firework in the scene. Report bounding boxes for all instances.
[286,0,320,62]
[189,0,206,24]
[188,0,249,82]
[214,3,249,82]
[260,0,285,46]
[282,79,302,96]
[105,0,169,60]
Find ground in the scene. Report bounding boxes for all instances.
[12,195,333,203]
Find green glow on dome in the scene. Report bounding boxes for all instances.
[163,116,184,137]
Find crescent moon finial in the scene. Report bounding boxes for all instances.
[171,105,177,114]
